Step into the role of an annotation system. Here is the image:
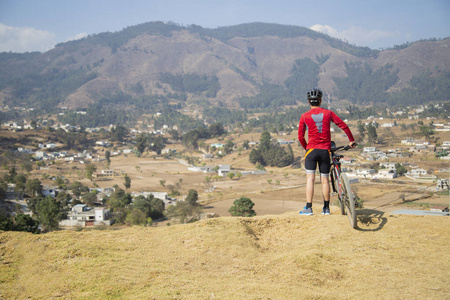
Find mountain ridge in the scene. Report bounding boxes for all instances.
[0,22,449,113]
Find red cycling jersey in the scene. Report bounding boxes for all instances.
[298,107,354,150]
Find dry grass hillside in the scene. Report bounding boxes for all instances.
[1,211,449,299]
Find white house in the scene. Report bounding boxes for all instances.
[379,162,397,170]
[356,169,376,176]
[218,165,231,177]
[42,186,57,198]
[363,147,377,153]
[341,157,356,164]
[161,148,176,154]
[95,141,110,147]
[59,205,111,227]
[408,168,427,176]
[376,170,397,179]
[211,143,224,148]
[188,166,215,173]
[35,151,46,158]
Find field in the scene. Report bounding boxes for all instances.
[14,124,449,220]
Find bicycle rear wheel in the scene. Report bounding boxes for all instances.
[341,173,357,228]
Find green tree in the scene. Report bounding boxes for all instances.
[227,172,235,180]
[208,123,226,137]
[249,131,293,167]
[169,129,179,141]
[135,133,148,156]
[357,121,366,139]
[110,125,128,142]
[224,140,234,154]
[0,214,13,231]
[124,174,131,190]
[366,124,378,143]
[26,178,43,197]
[85,163,97,180]
[148,134,166,155]
[132,195,153,217]
[149,197,165,219]
[126,209,147,225]
[228,197,256,217]
[54,177,65,189]
[105,150,111,166]
[30,120,37,129]
[108,186,132,210]
[166,201,202,224]
[82,192,98,207]
[13,214,40,233]
[249,148,263,165]
[419,125,435,138]
[70,181,89,199]
[185,189,199,206]
[21,161,33,173]
[0,179,7,199]
[260,131,272,151]
[395,163,408,176]
[35,196,62,231]
[6,166,17,183]
[14,174,27,199]
[56,190,72,207]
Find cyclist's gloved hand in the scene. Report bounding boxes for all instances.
[349,141,357,148]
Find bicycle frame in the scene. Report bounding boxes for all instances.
[330,145,347,197]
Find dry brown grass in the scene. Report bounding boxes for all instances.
[2,125,450,299]
[1,212,449,299]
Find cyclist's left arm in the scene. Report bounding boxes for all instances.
[330,111,355,143]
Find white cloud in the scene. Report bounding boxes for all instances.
[309,24,339,38]
[310,24,399,48]
[0,23,56,53]
[66,32,88,42]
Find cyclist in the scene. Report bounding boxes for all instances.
[298,88,356,215]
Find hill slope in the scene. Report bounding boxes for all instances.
[1,210,449,299]
[0,22,449,114]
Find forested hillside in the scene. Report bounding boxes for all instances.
[0,22,449,127]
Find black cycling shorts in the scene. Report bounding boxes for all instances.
[304,149,331,177]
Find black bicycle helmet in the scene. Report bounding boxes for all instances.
[307,88,322,101]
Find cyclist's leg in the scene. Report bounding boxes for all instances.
[304,149,318,206]
[321,175,330,202]
[306,173,315,204]
[318,150,332,206]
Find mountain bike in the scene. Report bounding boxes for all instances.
[329,141,358,229]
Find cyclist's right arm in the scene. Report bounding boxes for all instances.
[298,116,307,149]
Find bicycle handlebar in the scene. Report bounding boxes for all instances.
[331,143,358,153]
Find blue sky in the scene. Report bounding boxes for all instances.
[0,0,449,53]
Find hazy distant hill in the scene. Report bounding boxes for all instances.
[0,22,449,113]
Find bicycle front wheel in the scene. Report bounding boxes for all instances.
[341,173,357,229]
[333,170,345,215]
